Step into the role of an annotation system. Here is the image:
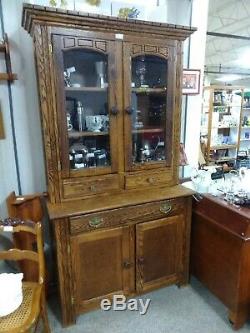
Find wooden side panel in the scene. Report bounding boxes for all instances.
[33,25,60,203]
[70,226,134,313]
[136,215,184,293]
[53,218,75,326]
[191,210,241,310]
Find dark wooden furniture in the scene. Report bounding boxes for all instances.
[22,4,195,326]
[191,194,250,330]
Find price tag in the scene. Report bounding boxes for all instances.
[115,34,124,40]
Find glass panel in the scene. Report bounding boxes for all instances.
[63,49,110,170]
[131,55,168,165]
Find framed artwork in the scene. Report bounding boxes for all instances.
[182,69,201,95]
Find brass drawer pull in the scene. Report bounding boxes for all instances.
[160,202,172,215]
[88,217,104,228]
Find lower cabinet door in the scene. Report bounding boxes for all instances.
[136,215,184,293]
[70,225,134,313]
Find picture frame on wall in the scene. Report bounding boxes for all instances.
[182,69,201,95]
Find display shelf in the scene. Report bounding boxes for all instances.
[209,157,236,163]
[65,87,107,92]
[210,144,237,150]
[201,86,244,166]
[68,131,109,138]
[240,138,250,141]
[132,127,164,134]
[132,87,167,94]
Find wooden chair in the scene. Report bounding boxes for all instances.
[0,218,51,333]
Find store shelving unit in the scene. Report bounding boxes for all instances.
[200,85,244,166]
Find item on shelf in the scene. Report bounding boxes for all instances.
[86,115,106,132]
[76,101,85,131]
[154,139,165,160]
[63,66,75,87]
[135,56,148,88]
[95,61,106,88]
[133,110,144,129]
[149,103,165,126]
[66,112,73,131]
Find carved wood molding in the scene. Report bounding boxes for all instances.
[22,4,196,41]
[132,44,169,58]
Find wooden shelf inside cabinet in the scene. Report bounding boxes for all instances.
[132,88,167,94]
[210,144,237,150]
[68,131,109,138]
[65,87,107,92]
[209,157,236,163]
[132,127,164,134]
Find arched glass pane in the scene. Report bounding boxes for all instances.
[131,55,168,165]
[63,49,110,170]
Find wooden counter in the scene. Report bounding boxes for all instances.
[191,194,250,329]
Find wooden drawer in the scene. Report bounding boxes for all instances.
[125,170,174,190]
[62,174,120,199]
[69,197,185,235]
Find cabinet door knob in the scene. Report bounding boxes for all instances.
[123,260,132,269]
[125,106,134,115]
[147,177,155,184]
[110,106,118,116]
[137,257,145,265]
[90,185,96,192]
[88,217,104,228]
[160,202,172,215]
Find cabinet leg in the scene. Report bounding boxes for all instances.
[228,310,247,330]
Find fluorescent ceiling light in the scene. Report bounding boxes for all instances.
[234,48,250,68]
[215,74,242,82]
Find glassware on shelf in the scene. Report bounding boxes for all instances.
[135,56,148,88]
[66,113,73,131]
[95,61,107,88]
[76,101,85,131]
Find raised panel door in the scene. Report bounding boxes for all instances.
[70,226,134,313]
[136,215,184,293]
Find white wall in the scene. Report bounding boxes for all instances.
[0,0,46,218]
[184,0,209,175]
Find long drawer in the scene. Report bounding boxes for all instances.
[69,197,185,235]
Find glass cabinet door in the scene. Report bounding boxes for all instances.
[123,43,175,171]
[53,35,119,177]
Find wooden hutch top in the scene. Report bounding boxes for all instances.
[22,3,196,40]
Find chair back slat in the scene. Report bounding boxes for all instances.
[0,218,45,284]
[0,225,37,235]
[0,249,39,262]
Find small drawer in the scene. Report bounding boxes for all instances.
[62,174,120,199]
[69,197,185,235]
[125,170,174,190]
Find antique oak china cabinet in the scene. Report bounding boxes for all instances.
[22,4,195,326]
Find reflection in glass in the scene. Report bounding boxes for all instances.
[63,49,110,170]
[130,55,168,165]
